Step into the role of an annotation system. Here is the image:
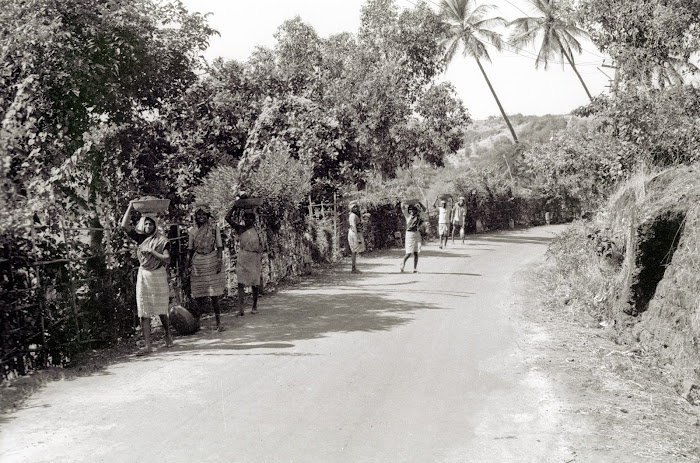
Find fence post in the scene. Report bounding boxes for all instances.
[29,213,47,367]
[59,220,81,343]
[333,192,339,260]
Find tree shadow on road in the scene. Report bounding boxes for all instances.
[415,271,481,277]
[164,287,444,356]
[415,249,472,258]
[468,232,558,245]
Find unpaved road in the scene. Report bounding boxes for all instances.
[0,225,645,462]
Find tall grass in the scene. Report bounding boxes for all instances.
[538,221,621,324]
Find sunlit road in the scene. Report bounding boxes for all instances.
[1,225,575,463]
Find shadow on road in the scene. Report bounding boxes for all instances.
[469,233,558,245]
[164,287,444,355]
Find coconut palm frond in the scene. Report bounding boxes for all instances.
[474,16,508,31]
[469,3,497,23]
[439,0,466,22]
[470,40,493,62]
[477,29,505,52]
[508,18,542,48]
[442,36,462,67]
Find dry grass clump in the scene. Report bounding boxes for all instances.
[538,221,621,325]
[606,166,700,258]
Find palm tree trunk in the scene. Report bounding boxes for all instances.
[474,57,518,144]
[561,48,593,101]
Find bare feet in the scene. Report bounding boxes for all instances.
[136,346,152,356]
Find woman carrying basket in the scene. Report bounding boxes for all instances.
[226,205,264,316]
[187,203,226,332]
[400,201,424,273]
[121,201,174,355]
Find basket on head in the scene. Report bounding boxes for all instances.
[132,196,170,213]
[233,197,263,209]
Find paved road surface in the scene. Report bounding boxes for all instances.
[1,225,576,462]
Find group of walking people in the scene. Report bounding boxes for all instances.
[121,199,265,356]
[348,195,469,274]
[122,194,469,355]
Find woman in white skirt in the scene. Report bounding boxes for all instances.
[226,207,264,316]
[348,201,365,274]
[121,201,174,355]
[400,202,424,273]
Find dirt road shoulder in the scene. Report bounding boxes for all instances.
[513,263,700,462]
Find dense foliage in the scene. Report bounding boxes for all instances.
[1,0,472,379]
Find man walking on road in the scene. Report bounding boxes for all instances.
[435,198,451,249]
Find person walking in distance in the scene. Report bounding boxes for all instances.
[347,200,365,273]
[434,197,451,249]
[451,196,467,244]
[400,201,424,273]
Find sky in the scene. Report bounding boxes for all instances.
[178,0,611,120]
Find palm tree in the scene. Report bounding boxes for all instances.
[508,0,593,101]
[440,0,519,144]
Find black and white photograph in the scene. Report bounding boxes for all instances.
[1,0,699,461]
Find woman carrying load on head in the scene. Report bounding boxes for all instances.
[186,203,226,332]
[400,201,424,273]
[348,200,365,274]
[451,196,467,244]
[226,205,264,316]
[120,200,174,355]
[433,195,452,249]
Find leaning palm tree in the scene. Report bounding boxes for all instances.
[508,0,593,101]
[440,0,519,144]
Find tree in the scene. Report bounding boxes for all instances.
[578,0,700,89]
[409,82,471,166]
[522,122,625,212]
[317,0,448,179]
[509,0,593,101]
[243,95,351,200]
[439,0,519,144]
[575,87,700,168]
[273,17,323,98]
[0,0,217,230]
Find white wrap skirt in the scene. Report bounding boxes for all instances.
[136,266,169,318]
[405,231,421,254]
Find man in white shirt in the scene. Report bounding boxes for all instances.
[435,198,451,249]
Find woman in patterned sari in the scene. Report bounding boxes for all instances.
[121,201,174,355]
[187,203,226,332]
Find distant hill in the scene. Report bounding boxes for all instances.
[447,114,583,167]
